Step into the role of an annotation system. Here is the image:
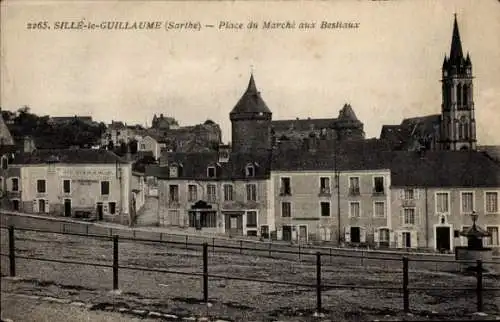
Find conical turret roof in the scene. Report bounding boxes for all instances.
[449,15,465,65]
[0,113,14,146]
[338,104,359,121]
[230,74,272,115]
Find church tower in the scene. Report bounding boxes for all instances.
[439,15,476,151]
[230,74,272,154]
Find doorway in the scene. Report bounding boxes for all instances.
[282,225,292,241]
[64,199,71,217]
[299,225,308,242]
[225,213,243,236]
[97,202,103,220]
[436,226,451,251]
[350,227,361,243]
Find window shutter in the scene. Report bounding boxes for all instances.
[396,232,403,248]
[374,229,380,243]
[417,208,421,225]
[6,178,11,191]
[277,228,283,240]
[32,199,38,213]
[410,231,418,249]
[344,226,351,243]
[400,209,405,227]
[415,189,420,200]
[45,199,50,213]
[399,189,404,200]
[360,227,367,243]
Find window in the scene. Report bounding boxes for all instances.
[280,177,291,195]
[223,184,233,201]
[246,211,257,227]
[374,202,385,218]
[246,184,257,201]
[207,166,216,178]
[140,144,146,150]
[350,227,361,243]
[486,227,499,246]
[403,208,416,225]
[207,184,216,202]
[281,202,291,217]
[485,192,498,213]
[169,185,179,202]
[246,165,255,177]
[101,181,110,196]
[379,228,390,242]
[404,189,414,200]
[436,192,449,213]
[37,180,46,193]
[109,202,116,214]
[349,177,360,195]
[12,199,20,211]
[188,185,197,202]
[373,177,384,194]
[349,202,360,218]
[320,177,330,194]
[63,180,71,194]
[461,192,474,213]
[169,166,178,178]
[320,202,330,217]
[189,211,217,228]
[11,178,19,192]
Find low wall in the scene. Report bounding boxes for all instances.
[455,246,495,273]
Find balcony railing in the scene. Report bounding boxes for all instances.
[318,187,331,196]
[402,199,416,207]
[372,188,385,196]
[279,187,292,196]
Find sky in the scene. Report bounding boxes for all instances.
[1,0,499,145]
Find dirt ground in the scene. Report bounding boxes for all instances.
[1,230,499,321]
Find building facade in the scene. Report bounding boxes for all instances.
[3,149,137,225]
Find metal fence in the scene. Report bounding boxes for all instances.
[1,225,499,316]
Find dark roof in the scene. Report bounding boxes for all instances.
[385,151,500,188]
[12,149,128,165]
[272,118,335,133]
[338,104,359,122]
[158,151,272,180]
[380,114,440,150]
[230,74,272,116]
[478,145,500,163]
[273,142,500,187]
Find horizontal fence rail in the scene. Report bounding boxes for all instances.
[1,225,500,316]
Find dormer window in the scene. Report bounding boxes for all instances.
[207,166,216,178]
[245,164,255,177]
[169,166,178,178]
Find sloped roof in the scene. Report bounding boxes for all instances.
[0,113,15,146]
[230,74,272,115]
[272,118,335,133]
[158,151,272,180]
[380,114,441,150]
[13,149,128,165]
[449,15,464,65]
[338,104,359,121]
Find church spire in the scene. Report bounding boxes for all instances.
[449,14,464,64]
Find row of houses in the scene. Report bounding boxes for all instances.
[150,141,500,253]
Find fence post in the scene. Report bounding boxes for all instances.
[403,256,409,313]
[86,224,89,235]
[316,252,322,315]
[212,238,215,254]
[240,240,243,254]
[298,244,301,261]
[203,242,209,303]
[185,235,188,250]
[361,251,364,266]
[329,248,332,264]
[476,260,483,312]
[113,235,119,290]
[268,242,272,257]
[9,226,16,277]
[159,232,163,241]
